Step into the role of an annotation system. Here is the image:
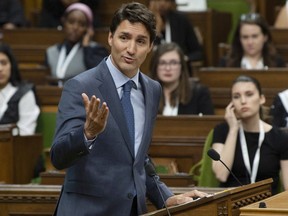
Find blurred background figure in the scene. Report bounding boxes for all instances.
[176,0,207,11]
[274,0,288,28]
[148,0,203,74]
[219,13,286,68]
[270,89,288,127]
[38,0,102,29]
[150,42,214,116]
[211,75,288,195]
[0,43,40,135]
[45,2,108,84]
[0,0,27,29]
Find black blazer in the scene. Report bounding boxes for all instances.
[155,11,203,62]
[178,82,214,115]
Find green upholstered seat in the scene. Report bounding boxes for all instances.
[189,129,220,187]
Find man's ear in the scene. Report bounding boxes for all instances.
[108,32,113,47]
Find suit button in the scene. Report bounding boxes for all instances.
[78,151,84,156]
[127,193,134,199]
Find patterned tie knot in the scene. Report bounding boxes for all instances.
[123,80,135,93]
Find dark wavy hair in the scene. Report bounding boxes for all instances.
[0,43,22,86]
[109,2,156,45]
[227,13,279,67]
[150,42,192,113]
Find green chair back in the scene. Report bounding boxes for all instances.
[190,129,220,187]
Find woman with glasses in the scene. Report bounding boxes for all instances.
[150,42,214,115]
[219,13,286,68]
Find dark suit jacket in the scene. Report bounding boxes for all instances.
[178,82,214,115]
[50,59,173,215]
[155,11,203,62]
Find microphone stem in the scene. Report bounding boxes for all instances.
[220,160,243,186]
[153,177,172,216]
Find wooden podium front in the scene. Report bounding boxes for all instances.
[240,190,288,216]
[0,179,272,216]
[0,124,43,184]
[142,178,273,216]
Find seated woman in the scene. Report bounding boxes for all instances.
[0,43,40,135]
[45,3,108,84]
[150,42,214,115]
[219,13,286,68]
[211,75,288,194]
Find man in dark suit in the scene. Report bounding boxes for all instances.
[50,2,206,215]
[149,0,203,63]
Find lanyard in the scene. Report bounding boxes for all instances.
[56,43,80,79]
[239,120,265,183]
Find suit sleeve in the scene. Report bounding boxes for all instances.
[50,78,90,170]
[145,157,174,209]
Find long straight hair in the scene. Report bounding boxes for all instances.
[0,43,22,86]
[150,42,192,112]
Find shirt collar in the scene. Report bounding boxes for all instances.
[105,55,140,89]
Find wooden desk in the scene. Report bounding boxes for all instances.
[0,28,109,47]
[0,184,224,216]
[35,85,62,112]
[153,115,223,137]
[0,28,109,66]
[40,171,194,187]
[240,190,288,216]
[0,125,43,184]
[0,179,272,216]
[197,67,288,89]
[20,66,50,85]
[143,178,273,216]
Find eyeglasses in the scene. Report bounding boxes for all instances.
[158,60,181,69]
[240,13,261,22]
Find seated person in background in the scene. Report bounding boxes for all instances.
[45,3,109,83]
[39,0,102,29]
[219,13,286,68]
[150,42,214,115]
[148,0,203,64]
[211,75,288,195]
[274,1,288,29]
[0,43,40,135]
[270,89,288,127]
[0,0,27,29]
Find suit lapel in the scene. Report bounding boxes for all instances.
[135,74,154,160]
[97,63,135,157]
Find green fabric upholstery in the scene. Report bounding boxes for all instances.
[207,0,250,43]
[190,129,220,187]
[36,112,57,149]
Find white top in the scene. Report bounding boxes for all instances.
[0,83,40,135]
[241,57,267,69]
[162,98,178,116]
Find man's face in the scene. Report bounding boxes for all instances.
[108,20,153,77]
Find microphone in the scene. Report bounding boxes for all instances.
[145,160,172,216]
[207,149,243,186]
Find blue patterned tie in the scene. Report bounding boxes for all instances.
[121,80,135,150]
